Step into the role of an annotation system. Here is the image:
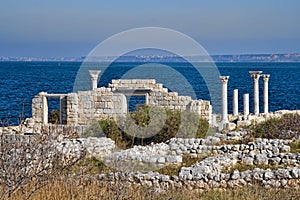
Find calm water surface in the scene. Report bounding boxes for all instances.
[0,62,299,125]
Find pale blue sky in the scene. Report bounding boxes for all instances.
[0,0,299,57]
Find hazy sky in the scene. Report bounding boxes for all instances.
[1,0,300,57]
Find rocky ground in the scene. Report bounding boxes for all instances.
[43,129,300,190]
[1,111,300,194]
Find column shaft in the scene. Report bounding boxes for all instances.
[254,79,259,115]
[262,74,270,114]
[249,71,262,116]
[243,93,249,118]
[42,95,48,125]
[219,76,230,123]
[232,89,238,116]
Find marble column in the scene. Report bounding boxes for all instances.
[243,93,249,118]
[41,92,48,125]
[262,74,270,114]
[59,96,64,125]
[145,93,149,105]
[88,70,101,90]
[232,89,238,116]
[249,71,262,115]
[219,76,230,123]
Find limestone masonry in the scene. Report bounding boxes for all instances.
[32,77,212,125]
[29,69,297,131]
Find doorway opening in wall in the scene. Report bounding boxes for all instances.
[47,98,60,124]
[127,95,146,112]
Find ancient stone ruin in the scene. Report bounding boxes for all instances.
[218,71,271,130]
[30,69,297,133]
[32,70,212,126]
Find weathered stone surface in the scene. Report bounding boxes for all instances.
[31,79,212,126]
[254,153,268,165]
[3,127,300,191]
[231,170,240,180]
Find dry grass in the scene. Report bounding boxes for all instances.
[3,177,300,200]
[223,163,292,174]
[289,140,300,153]
[2,152,300,199]
[249,113,300,139]
[68,157,116,175]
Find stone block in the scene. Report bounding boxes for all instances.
[111,79,120,84]
[226,123,236,131]
[237,120,252,127]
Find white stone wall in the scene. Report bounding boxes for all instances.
[74,89,127,125]
[188,99,212,123]
[32,79,212,125]
[109,79,157,88]
[32,95,43,124]
[109,79,212,122]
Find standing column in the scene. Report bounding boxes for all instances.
[88,70,101,90]
[219,76,230,123]
[232,89,238,116]
[262,74,270,114]
[41,92,48,125]
[243,93,249,118]
[249,71,262,115]
[59,96,64,125]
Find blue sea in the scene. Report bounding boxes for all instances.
[0,61,299,125]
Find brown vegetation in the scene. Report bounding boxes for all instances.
[3,177,300,200]
[2,112,300,199]
[0,133,85,199]
[250,113,300,139]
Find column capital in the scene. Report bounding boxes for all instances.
[88,70,101,80]
[89,70,101,90]
[219,76,230,84]
[262,74,270,82]
[249,71,263,80]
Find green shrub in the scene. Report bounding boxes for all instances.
[83,121,105,138]
[251,113,300,139]
[99,119,132,149]
[49,109,60,124]
[98,106,210,148]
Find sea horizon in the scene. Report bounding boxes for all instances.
[1,52,300,63]
[0,61,299,125]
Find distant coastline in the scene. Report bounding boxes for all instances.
[1,53,300,63]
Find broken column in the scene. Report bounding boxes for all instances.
[88,70,101,90]
[262,74,270,114]
[232,89,238,116]
[219,76,230,123]
[249,71,262,115]
[243,93,249,118]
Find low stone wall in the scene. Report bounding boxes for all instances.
[3,130,300,190]
[96,166,300,190]
[47,130,293,175]
[94,136,300,189]
[0,133,114,168]
[0,123,88,135]
[58,137,116,159]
